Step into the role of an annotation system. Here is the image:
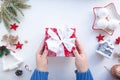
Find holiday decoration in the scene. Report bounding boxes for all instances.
[114,52,120,62]
[0,46,10,57]
[1,34,18,46]
[0,0,31,31]
[96,40,114,58]
[14,41,23,49]
[111,64,120,79]
[15,69,23,77]
[92,3,120,35]
[115,37,120,45]
[45,27,76,57]
[96,34,105,42]
[24,40,28,44]
[114,53,120,58]
[10,23,18,31]
[25,64,32,72]
[2,50,23,71]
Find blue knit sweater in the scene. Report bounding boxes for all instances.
[30,69,93,80]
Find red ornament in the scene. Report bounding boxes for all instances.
[10,23,18,31]
[96,34,105,42]
[14,41,23,49]
[115,37,120,45]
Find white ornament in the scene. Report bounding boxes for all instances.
[96,19,108,29]
[96,8,109,18]
[2,51,23,71]
[108,19,119,31]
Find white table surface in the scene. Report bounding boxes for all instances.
[0,0,120,80]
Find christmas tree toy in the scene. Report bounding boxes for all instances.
[0,46,23,71]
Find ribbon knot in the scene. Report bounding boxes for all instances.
[46,28,76,56]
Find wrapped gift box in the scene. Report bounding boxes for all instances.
[45,27,76,57]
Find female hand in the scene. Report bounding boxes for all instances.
[36,41,48,72]
[73,39,88,72]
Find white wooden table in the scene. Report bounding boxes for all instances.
[0,0,120,80]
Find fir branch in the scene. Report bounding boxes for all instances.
[0,12,2,23]
[2,15,10,31]
[11,3,24,16]
[0,0,31,31]
[3,10,11,22]
[15,2,31,9]
[5,8,20,23]
[2,9,11,30]
[6,6,17,16]
[0,50,4,57]
[0,46,10,57]
[12,0,29,3]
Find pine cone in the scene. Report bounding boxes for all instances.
[111,64,120,79]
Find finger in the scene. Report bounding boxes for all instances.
[42,48,48,58]
[36,54,42,59]
[75,38,85,54]
[36,40,45,55]
[73,48,80,57]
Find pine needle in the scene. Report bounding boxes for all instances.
[15,2,31,9]
[5,8,20,23]
[0,12,2,23]
[6,6,17,16]
[2,15,10,31]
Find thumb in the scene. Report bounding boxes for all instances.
[73,48,80,57]
[42,48,48,58]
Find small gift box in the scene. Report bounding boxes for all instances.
[45,27,76,57]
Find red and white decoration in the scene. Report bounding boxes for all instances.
[10,23,18,31]
[45,27,76,57]
[2,51,23,71]
[115,36,120,45]
[14,41,23,49]
[92,3,120,36]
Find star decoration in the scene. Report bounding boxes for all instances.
[115,37,120,45]
[10,23,18,31]
[14,41,23,49]
[96,34,105,42]
[92,3,120,36]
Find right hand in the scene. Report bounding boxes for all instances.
[36,41,48,72]
[73,39,88,72]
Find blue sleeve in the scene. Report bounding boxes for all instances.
[30,69,49,80]
[75,69,93,80]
